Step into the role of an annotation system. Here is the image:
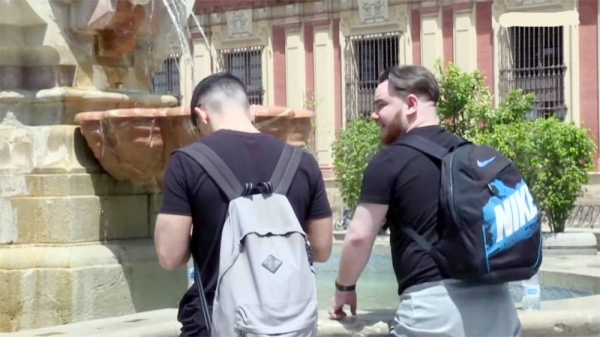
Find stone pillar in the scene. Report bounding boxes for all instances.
[0,0,187,332]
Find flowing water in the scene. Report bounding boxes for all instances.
[158,0,219,80]
[155,0,306,136]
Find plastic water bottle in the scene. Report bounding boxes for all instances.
[521,273,541,311]
[187,258,195,289]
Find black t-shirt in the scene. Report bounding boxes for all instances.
[159,129,332,336]
[358,125,462,295]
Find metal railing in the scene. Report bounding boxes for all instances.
[498,26,567,119]
[562,204,600,228]
[150,54,182,104]
[218,46,265,105]
[345,32,400,122]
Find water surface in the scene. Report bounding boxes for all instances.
[313,243,594,310]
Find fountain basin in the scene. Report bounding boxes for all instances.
[315,243,600,311]
[7,251,600,336]
[251,105,314,147]
[73,105,313,188]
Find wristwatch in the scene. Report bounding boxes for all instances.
[335,280,356,292]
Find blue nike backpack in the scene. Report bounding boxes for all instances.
[397,134,543,283]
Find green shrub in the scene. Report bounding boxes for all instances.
[486,89,535,131]
[332,61,595,233]
[487,118,595,232]
[483,120,539,203]
[331,117,381,213]
[433,60,596,232]
[528,117,595,232]
[433,60,536,141]
[433,60,493,140]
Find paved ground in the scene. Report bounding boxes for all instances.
[0,310,181,337]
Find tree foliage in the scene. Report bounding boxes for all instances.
[332,60,595,232]
[331,117,381,213]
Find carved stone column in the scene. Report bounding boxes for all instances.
[0,0,187,332]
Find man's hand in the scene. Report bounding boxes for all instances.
[328,203,387,321]
[328,290,357,320]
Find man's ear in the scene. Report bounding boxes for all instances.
[194,107,208,125]
[405,94,419,117]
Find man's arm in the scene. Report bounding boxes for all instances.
[155,214,192,270]
[154,153,193,270]
[335,203,388,285]
[306,217,333,262]
[335,150,392,286]
[304,153,333,262]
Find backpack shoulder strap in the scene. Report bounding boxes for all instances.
[176,143,243,201]
[270,144,304,195]
[400,225,434,253]
[396,134,449,160]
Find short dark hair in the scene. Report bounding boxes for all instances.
[189,72,249,125]
[377,65,440,104]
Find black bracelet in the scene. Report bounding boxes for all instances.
[335,280,356,292]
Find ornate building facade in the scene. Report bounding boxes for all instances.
[181,0,598,172]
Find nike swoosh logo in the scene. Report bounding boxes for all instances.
[477,157,496,168]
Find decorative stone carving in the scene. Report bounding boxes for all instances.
[210,12,222,24]
[254,7,270,20]
[340,3,407,35]
[97,0,147,55]
[286,4,300,16]
[314,1,327,12]
[516,0,558,5]
[0,0,180,91]
[74,106,315,187]
[340,0,353,10]
[258,26,270,43]
[358,0,388,24]
[226,9,252,38]
[501,0,564,10]
[421,0,439,7]
[0,0,198,332]
[210,20,268,55]
[392,5,410,30]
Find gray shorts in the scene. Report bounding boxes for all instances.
[390,279,522,337]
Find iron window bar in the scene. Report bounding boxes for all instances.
[498,26,566,120]
[218,46,265,105]
[150,54,182,105]
[345,32,401,121]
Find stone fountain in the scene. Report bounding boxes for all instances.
[0,0,313,332]
[73,105,313,188]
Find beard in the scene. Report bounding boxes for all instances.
[380,113,405,145]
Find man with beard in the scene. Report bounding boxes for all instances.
[327,65,521,337]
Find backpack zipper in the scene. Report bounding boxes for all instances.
[447,152,462,228]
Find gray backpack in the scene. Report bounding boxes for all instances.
[178,143,318,337]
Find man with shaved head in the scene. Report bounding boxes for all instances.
[154,72,333,336]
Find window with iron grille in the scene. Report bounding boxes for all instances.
[498,26,566,119]
[150,55,181,105]
[345,32,400,121]
[219,46,264,105]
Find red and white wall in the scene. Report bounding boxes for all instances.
[188,0,600,169]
